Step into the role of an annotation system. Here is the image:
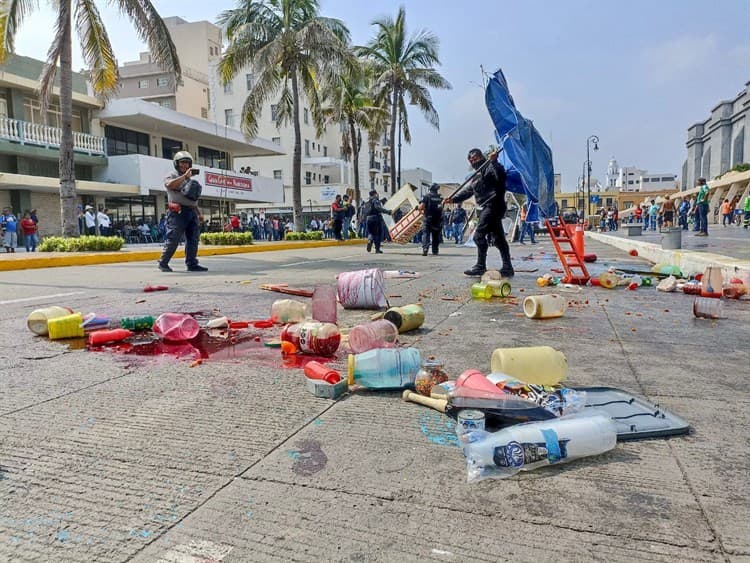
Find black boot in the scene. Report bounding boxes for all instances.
[464,264,487,276]
[500,265,515,278]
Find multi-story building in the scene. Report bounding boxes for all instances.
[0,51,283,237]
[685,79,749,190]
[605,158,678,192]
[401,168,432,198]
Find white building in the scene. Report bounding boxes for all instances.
[401,168,433,198]
[605,157,678,192]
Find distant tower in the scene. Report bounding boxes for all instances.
[606,157,619,189]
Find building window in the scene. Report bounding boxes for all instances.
[272,137,281,145]
[271,104,279,121]
[156,77,169,87]
[198,146,227,169]
[224,109,234,127]
[24,98,82,131]
[324,175,330,184]
[273,170,282,180]
[223,81,233,95]
[628,180,634,185]
[561,199,568,208]
[137,79,149,89]
[201,107,208,119]
[304,139,310,157]
[661,177,674,182]
[0,92,6,117]
[305,172,312,185]
[104,125,149,156]
[246,73,254,91]
[158,98,174,109]
[161,137,182,159]
[323,146,327,157]
[304,108,309,125]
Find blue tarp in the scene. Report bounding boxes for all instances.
[485,69,555,222]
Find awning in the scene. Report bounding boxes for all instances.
[0,173,140,195]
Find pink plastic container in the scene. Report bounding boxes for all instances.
[153,313,200,341]
[312,285,337,324]
[348,319,399,354]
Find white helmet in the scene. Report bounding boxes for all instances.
[173,150,193,170]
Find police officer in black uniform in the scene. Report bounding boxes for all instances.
[445,148,514,277]
[420,183,444,256]
[364,189,391,253]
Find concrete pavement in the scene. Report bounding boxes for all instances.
[0,236,749,561]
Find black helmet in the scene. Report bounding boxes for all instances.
[429,183,440,193]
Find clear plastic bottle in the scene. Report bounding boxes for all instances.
[460,414,617,482]
[152,313,200,341]
[347,348,422,389]
[270,299,310,323]
[522,294,566,319]
[281,322,341,356]
[348,319,399,353]
[312,285,337,324]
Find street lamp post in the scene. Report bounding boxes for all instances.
[586,135,599,219]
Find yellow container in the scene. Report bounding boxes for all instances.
[383,303,425,333]
[27,306,73,335]
[47,312,85,340]
[490,346,567,386]
[523,294,566,319]
[487,279,512,298]
[599,272,619,289]
[470,283,493,299]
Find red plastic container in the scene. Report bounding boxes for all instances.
[281,322,341,356]
[304,361,342,384]
[143,285,169,292]
[88,328,133,345]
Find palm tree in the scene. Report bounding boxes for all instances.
[218,0,352,232]
[319,58,386,208]
[0,0,181,237]
[358,6,451,194]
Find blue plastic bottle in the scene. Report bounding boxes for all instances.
[347,348,422,389]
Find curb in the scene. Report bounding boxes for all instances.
[0,239,365,272]
[586,231,750,276]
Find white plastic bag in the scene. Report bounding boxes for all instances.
[656,275,677,292]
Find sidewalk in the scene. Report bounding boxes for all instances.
[586,222,750,277]
[0,238,364,272]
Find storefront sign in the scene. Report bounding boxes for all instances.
[205,172,253,191]
[319,186,338,201]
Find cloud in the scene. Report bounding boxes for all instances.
[639,35,719,84]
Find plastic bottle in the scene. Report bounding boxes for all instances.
[119,315,156,331]
[522,294,566,319]
[693,297,722,319]
[281,322,341,356]
[383,303,425,333]
[490,346,567,386]
[487,279,512,297]
[460,414,617,482]
[348,319,399,354]
[303,361,342,384]
[47,312,85,340]
[701,266,723,298]
[152,313,200,341]
[88,328,134,346]
[347,347,422,389]
[311,285,337,324]
[598,272,619,289]
[27,306,74,335]
[471,283,493,299]
[270,299,309,323]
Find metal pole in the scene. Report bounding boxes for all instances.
[586,143,591,218]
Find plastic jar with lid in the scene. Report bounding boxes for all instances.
[414,358,449,397]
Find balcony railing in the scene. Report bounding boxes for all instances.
[0,117,106,155]
[369,160,381,170]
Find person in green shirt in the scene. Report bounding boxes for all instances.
[743,193,750,229]
[695,177,710,236]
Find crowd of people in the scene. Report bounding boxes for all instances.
[1,207,39,252]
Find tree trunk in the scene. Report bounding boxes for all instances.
[58,0,78,237]
[350,120,360,206]
[291,72,303,232]
[389,86,398,195]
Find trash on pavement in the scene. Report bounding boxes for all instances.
[490,345,567,386]
[522,294,566,319]
[270,299,309,324]
[701,266,723,298]
[153,313,200,341]
[337,268,387,309]
[311,285,337,324]
[348,319,399,354]
[383,270,422,279]
[143,285,169,292]
[347,347,421,388]
[656,275,678,292]
[48,312,85,340]
[304,360,342,384]
[383,303,425,333]
[414,358,449,396]
[281,322,340,356]
[259,283,314,298]
[27,306,74,335]
[693,297,722,319]
[470,282,493,299]
[88,328,133,346]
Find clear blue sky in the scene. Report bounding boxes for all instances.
[13,0,750,189]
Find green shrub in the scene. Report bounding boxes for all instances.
[200,232,254,245]
[38,235,124,252]
[284,231,324,241]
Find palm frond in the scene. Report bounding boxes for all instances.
[0,0,37,62]
[239,65,281,138]
[75,0,118,96]
[38,0,70,121]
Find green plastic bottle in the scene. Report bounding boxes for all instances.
[119,315,155,331]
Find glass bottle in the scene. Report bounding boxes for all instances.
[414,358,449,397]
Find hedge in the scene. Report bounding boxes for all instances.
[39,236,124,252]
[283,231,324,241]
[199,232,254,245]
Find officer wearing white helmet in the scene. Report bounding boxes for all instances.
[158,151,208,272]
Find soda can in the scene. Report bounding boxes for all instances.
[456,409,486,435]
